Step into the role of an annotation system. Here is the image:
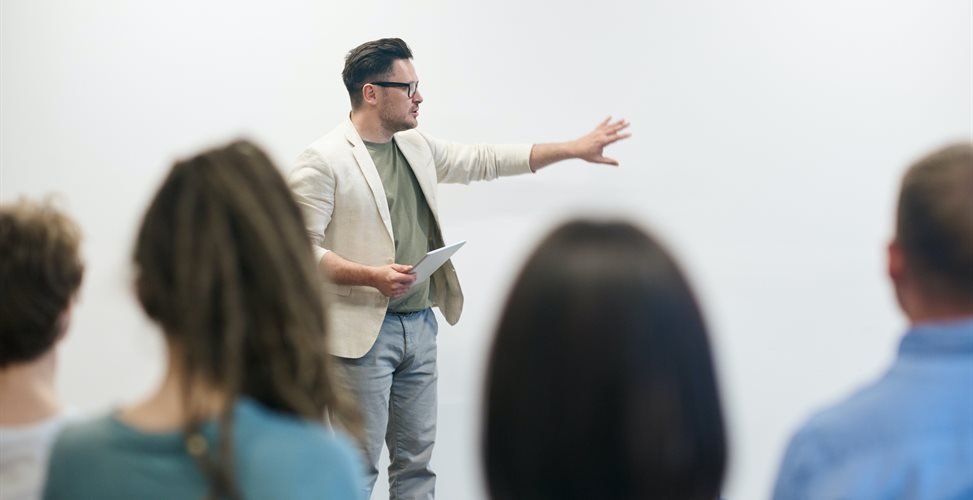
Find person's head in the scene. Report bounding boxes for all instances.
[888,142,973,321]
[483,220,726,500]
[0,198,84,370]
[134,140,356,497]
[342,37,422,132]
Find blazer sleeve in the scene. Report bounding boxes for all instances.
[419,131,533,184]
[288,148,336,265]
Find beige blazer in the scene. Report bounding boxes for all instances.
[289,119,532,358]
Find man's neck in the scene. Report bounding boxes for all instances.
[908,309,973,326]
[0,351,62,426]
[350,110,394,143]
[904,293,973,326]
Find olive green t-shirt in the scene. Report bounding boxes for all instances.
[364,139,435,312]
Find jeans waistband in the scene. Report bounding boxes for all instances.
[386,308,430,317]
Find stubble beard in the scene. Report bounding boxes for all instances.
[379,105,417,134]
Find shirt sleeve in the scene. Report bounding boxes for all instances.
[418,131,533,185]
[288,148,337,265]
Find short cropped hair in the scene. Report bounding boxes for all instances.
[342,38,413,109]
[896,142,973,302]
[0,199,84,368]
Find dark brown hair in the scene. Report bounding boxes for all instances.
[896,141,973,303]
[0,198,83,368]
[342,37,413,109]
[483,220,726,500]
[134,140,358,498]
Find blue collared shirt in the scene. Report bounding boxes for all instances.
[773,318,973,500]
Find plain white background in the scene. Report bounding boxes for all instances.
[2,1,970,498]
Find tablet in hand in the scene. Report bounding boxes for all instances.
[410,241,466,285]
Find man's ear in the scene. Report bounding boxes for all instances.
[362,84,377,106]
[888,239,916,316]
[54,299,75,343]
[888,239,905,284]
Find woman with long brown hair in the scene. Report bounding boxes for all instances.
[43,140,363,499]
[483,220,727,500]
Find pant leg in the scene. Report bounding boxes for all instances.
[335,314,405,498]
[386,309,439,500]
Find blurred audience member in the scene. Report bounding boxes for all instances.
[43,140,364,500]
[483,220,727,500]
[0,198,83,500]
[773,142,973,499]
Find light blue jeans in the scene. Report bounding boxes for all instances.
[336,309,438,500]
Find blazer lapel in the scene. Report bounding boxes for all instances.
[394,135,441,227]
[343,121,394,242]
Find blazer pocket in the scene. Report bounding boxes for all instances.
[324,283,353,296]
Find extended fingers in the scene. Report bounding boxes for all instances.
[594,155,620,166]
[603,119,629,135]
[600,119,630,145]
[597,118,627,131]
[581,118,629,166]
[603,132,631,146]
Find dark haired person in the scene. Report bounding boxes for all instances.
[773,142,973,499]
[0,199,83,500]
[483,220,727,500]
[288,37,630,499]
[43,141,364,500]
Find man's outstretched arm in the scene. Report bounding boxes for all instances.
[529,117,631,171]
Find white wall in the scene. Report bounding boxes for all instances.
[2,1,970,498]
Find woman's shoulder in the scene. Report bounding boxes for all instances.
[235,400,357,459]
[235,401,364,498]
[50,413,120,453]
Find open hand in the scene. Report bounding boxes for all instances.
[573,117,631,166]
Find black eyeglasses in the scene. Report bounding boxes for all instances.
[369,81,419,98]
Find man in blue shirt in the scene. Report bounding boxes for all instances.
[773,142,973,499]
